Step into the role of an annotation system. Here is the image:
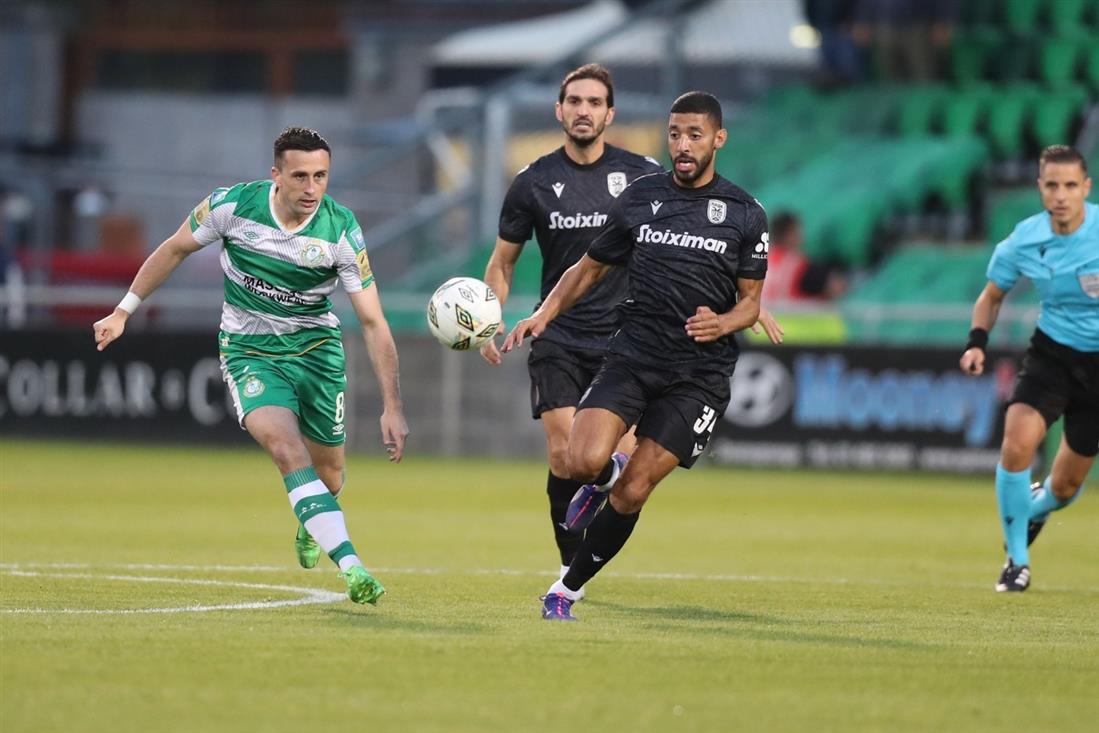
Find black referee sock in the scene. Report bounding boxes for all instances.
[562,501,640,592]
[547,472,584,565]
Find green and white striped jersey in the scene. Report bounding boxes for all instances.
[188,180,372,355]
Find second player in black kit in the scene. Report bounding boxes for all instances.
[504,91,769,621]
[498,143,662,361]
[482,64,661,598]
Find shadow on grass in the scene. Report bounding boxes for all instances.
[588,601,933,651]
[585,600,780,624]
[321,607,489,635]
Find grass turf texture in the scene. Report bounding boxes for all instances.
[1,440,1096,733]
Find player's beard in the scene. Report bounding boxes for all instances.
[673,149,715,185]
[563,117,605,148]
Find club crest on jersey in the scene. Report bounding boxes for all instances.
[1080,272,1099,298]
[242,375,265,398]
[707,199,727,224]
[299,241,326,267]
[607,172,627,198]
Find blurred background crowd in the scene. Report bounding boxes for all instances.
[4,0,1096,345]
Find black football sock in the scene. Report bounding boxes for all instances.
[562,501,640,592]
[547,472,584,565]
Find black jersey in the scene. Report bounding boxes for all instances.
[587,171,768,376]
[498,144,663,351]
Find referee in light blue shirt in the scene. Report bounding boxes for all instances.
[961,145,1099,592]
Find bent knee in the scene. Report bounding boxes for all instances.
[268,441,311,474]
[547,444,570,478]
[1000,440,1038,471]
[315,464,345,494]
[611,477,652,514]
[567,445,609,481]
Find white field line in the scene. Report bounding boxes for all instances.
[3,562,1098,594]
[1,570,345,614]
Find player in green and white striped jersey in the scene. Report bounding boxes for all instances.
[93,127,408,605]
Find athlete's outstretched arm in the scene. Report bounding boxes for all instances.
[501,254,612,352]
[93,220,203,351]
[960,281,1007,376]
[686,277,764,343]
[480,237,522,365]
[348,286,409,462]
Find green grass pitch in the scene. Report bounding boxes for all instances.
[1,439,1096,732]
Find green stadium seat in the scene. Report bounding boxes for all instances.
[1038,36,1084,88]
[994,33,1036,81]
[1003,0,1042,34]
[950,28,1000,83]
[1031,86,1089,147]
[826,190,889,266]
[932,137,990,212]
[941,86,995,138]
[1047,0,1087,34]
[896,85,948,137]
[1084,41,1099,92]
[985,84,1039,158]
[987,188,1041,244]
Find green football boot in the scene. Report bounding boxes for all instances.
[294,524,321,569]
[342,565,386,605]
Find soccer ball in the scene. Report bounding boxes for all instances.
[426,277,503,351]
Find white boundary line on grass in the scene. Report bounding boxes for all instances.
[3,562,1098,595]
[0,570,345,615]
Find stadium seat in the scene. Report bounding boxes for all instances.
[950,28,1000,83]
[1084,41,1099,92]
[941,86,995,138]
[932,137,990,212]
[1047,0,1087,35]
[826,190,889,266]
[985,84,1039,159]
[993,33,1036,81]
[1002,0,1043,35]
[1038,36,1084,88]
[1031,86,1089,148]
[896,86,948,137]
[987,188,1041,244]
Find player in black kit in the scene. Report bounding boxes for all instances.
[503,91,769,621]
[480,64,663,598]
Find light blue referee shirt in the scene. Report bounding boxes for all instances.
[987,201,1099,352]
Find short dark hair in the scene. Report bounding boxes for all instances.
[771,211,801,242]
[670,91,723,128]
[1039,144,1088,174]
[273,127,331,167]
[559,63,614,108]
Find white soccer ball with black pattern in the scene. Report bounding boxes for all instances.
[426,277,503,351]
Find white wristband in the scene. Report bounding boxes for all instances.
[117,291,142,315]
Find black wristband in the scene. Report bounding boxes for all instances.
[965,327,989,352]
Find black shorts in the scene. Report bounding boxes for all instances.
[1009,329,1099,457]
[577,355,731,469]
[527,338,607,419]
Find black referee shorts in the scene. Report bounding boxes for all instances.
[1009,329,1099,457]
[527,338,607,419]
[577,355,731,469]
